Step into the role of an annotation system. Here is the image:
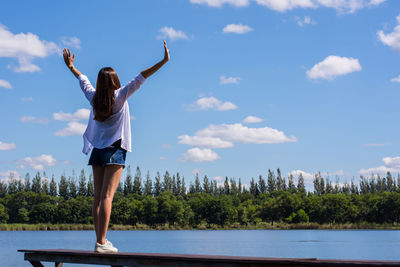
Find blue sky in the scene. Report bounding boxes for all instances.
[0,0,400,189]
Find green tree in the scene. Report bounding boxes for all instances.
[154,172,162,196]
[49,176,57,196]
[267,169,276,193]
[258,175,266,194]
[87,173,94,197]
[124,166,133,195]
[24,173,31,192]
[133,166,142,195]
[59,175,69,199]
[144,171,152,196]
[0,203,8,223]
[78,169,87,196]
[203,175,211,194]
[163,171,171,192]
[194,174,202,193]
[31,172,41,193]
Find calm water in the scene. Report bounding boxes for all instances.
[2,229,400,267]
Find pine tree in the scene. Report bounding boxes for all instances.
[31,172,41,193]
[0,181,7,197]
[276,168,286,191]
[7,172,18,195]
[325,178,333,194]
[17,179,24,192]
[176,173,182,196]
[189,182,195,194]
[181,176,187,197]
[238,178,242,194]
[41,176,49,195]
[203,175,211,194]
[288,174,296,193]
[68,176,77,198]
[59,175,68,199]
[144,171,152,196]
[116,181,123,193]
[350,179,358,194]
[154,172,162,196]
[258,175,266,193]
[49,175,57,196]
[386,171,395,192]
[195,174,202,193]
[78,169,87,196]
[250,177,258,196]
[163,171,171,192]
[124,166,133,195]
[87,173,94,197]
[267,169,276,193]
[172,175,178,195]
[223,176,230,195]
[230,178,238,195]
[297,173,305,193]
[133,166,142,195]
[24,173,31,192]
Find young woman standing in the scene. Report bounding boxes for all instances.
[63,41,170,253]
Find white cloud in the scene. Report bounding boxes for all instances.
[61,36,81,49]
[255,0,384,13]
[189,0,249,7]
[21,97,33,102]
[0,79,12,89]
[53,108,90,121]
[0,170,22,182]
[159,156,166,160]
[188,96,237,111]
[223,24,253,34]
[192,168,202,174]
[63,160,71,165]
[157,27,188,41]
[219,75,241,84]
[180,147,220,162]
[255,0,315,12]
[21,154,56,171]
[363,143,390,147]
[178,135,234,148]
[54,121,86,136]
[195,123,297,144]
[306,55,361,80]
[0,24,58,72]
[377,14,400,51]
[20,116,49,124]
[243,115,264,123]
[295,16,317,27]
[391,75,400,83]
[214,176,224,181]
[359,156,400,175]
[0,141,16,151]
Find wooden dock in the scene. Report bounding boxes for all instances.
[18,249,400,267]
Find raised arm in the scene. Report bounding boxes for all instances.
[140,41,170,79]
[63,48,81,79]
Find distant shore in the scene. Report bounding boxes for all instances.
[1,222,400,231]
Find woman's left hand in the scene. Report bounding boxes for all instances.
[63,48,75,68]
[163,41,170,62]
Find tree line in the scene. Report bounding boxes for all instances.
[0,167,400,227]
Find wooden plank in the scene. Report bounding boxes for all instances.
[18,249,400,267]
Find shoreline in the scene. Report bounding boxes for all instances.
[1,222,400,231]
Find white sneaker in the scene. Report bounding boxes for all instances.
[94,239,118,253]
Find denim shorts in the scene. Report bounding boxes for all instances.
[88,139,127,168]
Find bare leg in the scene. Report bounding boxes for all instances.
[92,166,105,241]
[97,164,123,245]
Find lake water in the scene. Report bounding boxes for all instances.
[3,229,400,266]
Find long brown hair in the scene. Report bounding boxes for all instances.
[93,67,121,122]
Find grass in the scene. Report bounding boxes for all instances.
[1,222,400,231]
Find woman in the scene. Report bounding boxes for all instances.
[63,41,170,253]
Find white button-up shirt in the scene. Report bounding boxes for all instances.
[78,73,146,155]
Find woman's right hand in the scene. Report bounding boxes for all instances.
[63,48,75,68]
